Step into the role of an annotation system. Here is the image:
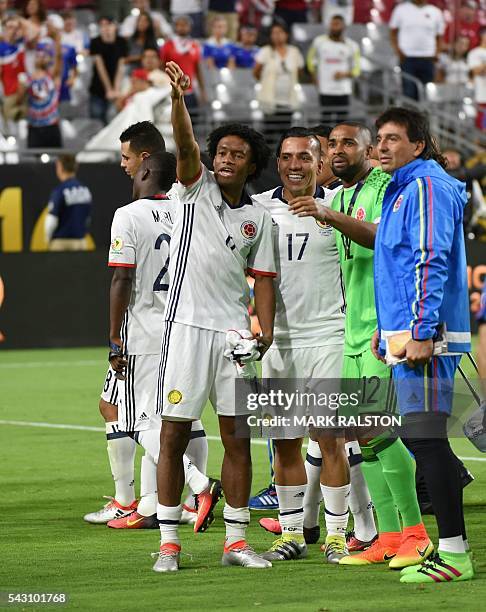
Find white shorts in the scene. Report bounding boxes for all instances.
[100,355,162,432]
[158,322,256,421]
[262,344,344,380]
[261,344,344,438]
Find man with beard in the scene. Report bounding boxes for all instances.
[290,122,433,569]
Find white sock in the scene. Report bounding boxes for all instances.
[105,422,136,507]
[157,503,182,547]
[439,536,466,554]
[223,503,250,546]
[182,493,196,511]
[321,483,350,537]
[345,441,376,542]
[276,484,307,538]
[463,538,470,552]
[303,441,323,529]
[137,453,157,517]
[185,423,208,473]
[183,455,209,495]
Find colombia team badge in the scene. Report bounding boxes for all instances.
[240,220,257,241]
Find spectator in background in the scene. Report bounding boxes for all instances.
[444,2,480,52]
[61,11,89,56]
[45,14,79,115]
[141,46,168,88]
[436,36,470,86]
[273,0,308,29]
[239,0,274,31]
[253,21,304,140]
[20,29,63,148]
[45,154,93,252]
[390,0,445,100]
[203,15,235,69]
[0,0,13,36]
[443,147,486,237]
[0,16,27,128]
[124,10,158,69]
[160,15,206,109]
[89,16,127,125]
[231,25,259,68]
[169,0,204,39]
[115,67,151,110]
[307,14,360,121]
[207,0,239,41]
[120,0,172,40]
[19,0,48,73]
[468,27,486,131]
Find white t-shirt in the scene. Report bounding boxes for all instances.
[108,195,176,355]
[61,29,89,54]
[252,186,345,348]
[164,165,277,333]
[390,2,445,57]
[468,46,486,104]
[307,35,360,96]
[170,0,202,14]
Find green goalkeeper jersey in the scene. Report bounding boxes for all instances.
[331,167,391,355]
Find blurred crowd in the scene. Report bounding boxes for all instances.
[1,0,486,237]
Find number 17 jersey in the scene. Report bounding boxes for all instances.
[108,195,176,355]
[252,186,345,348]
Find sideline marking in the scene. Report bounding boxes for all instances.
[1,419,485,458]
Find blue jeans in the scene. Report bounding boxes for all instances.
[89,95,110,125]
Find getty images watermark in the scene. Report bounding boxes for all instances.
[245,388,401,429]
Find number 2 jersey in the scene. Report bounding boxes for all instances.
[164,165,276,333]
[108,195,175,355]
[252,186,345,348]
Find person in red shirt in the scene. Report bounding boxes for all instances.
[444,3,481,51]
[0,16,27,124]
[159,14,206,110]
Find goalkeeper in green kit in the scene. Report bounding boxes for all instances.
[289,122,433,568]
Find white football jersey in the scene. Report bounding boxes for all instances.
[252,186,345,348]
[108,195,176,355]
[164,165,276,333]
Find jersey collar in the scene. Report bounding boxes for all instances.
[145,193,169,200]
[222,189,252,209]
[272,185,325,203]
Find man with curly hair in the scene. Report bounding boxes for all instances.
[152,61,277,573]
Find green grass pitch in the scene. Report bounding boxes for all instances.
[1,347,485,611]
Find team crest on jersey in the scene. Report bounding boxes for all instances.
[315,219,333,236]
[393,195,404,212]
[111,237,124,252]
[355,206,366,221]
[240,220,257,241]
[168,389,183,404]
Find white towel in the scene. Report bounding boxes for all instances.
[224,329,260,365]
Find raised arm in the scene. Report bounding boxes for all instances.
[165,61,200,184]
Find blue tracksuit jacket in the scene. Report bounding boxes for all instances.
[374,158,471,354]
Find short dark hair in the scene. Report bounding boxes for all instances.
[332,121,372,146]
[308,124,333,140]
[57,153,77,174]
[375,107,446,167]
[206,123,271,181]
[276,127,321,158]
[143,151,177,192]
[330,14,345,21]
[119,121,166,154]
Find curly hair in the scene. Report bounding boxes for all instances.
[375,107,447,168]
[206,123,271,181]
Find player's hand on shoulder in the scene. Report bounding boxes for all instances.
[165,61,191,100]
[288,195,327,222]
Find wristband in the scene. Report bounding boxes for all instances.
[108,342,122,363]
